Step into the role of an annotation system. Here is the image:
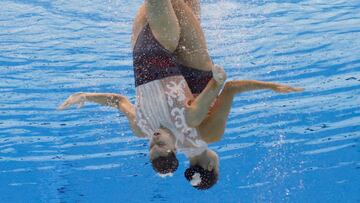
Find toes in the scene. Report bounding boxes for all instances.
[288,87,303,92]
[212,65,227,84]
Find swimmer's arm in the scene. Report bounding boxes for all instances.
[58,93,146,137]
[145,0,180,52]
[224,80,304,94]
[116,99,146,138]
[58,93,123,109]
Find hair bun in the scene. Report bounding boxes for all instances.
[184,165,218,190]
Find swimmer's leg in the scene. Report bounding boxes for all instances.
[185,65,226,127]
[58,93,145,137]
[224,80,304,94]
[198,80,304,143]
[197,85,234,143]
[145,0,180,52]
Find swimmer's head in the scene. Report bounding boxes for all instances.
[184,149,219,190]
[149,128,178,174]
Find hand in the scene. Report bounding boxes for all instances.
[271,84,304,93]
[58,93,86,110]
[212,64,227,86]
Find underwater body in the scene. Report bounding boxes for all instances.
[0,0,359,202]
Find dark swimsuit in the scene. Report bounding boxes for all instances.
[133,24,213,94]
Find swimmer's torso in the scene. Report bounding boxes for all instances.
[132,1,214,157]
[133,21,209,158]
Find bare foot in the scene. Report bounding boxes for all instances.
[212,65,227,86]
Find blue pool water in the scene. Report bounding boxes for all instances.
[1,0,359,202]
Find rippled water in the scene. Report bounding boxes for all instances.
[1,0,359,202]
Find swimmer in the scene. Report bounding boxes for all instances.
[59,0,303,190]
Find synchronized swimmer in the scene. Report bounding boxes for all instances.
[59,0,303,190]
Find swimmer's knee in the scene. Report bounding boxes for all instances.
[211,129,225,142]
[200,126,224,143]
[223,81,237,94]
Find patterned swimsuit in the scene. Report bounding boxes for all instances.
[133,24,213,157]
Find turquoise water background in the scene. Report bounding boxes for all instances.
[0,0,359,202]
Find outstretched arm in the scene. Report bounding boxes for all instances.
[58,93,145,137]
[59,92,127,109]
[197,81,304,143]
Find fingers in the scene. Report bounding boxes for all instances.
[58,98,72,110]
[58,102,69,110]
[57,93,85,110]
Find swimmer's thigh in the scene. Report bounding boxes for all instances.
[197,84,235,143]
